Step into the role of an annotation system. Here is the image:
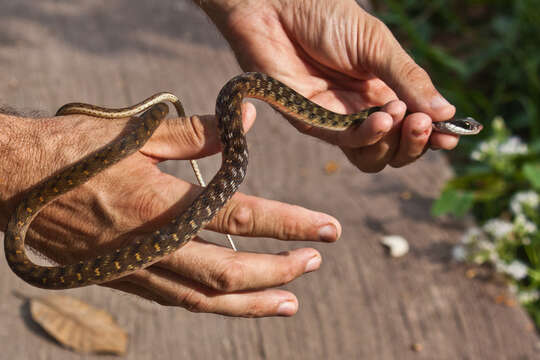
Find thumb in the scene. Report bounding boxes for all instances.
[365,17,455,122]
[141,102,256,161]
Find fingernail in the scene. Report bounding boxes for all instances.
[305,255,321,273]
[277,301,297,316]
[430,95,451,110]
[412,128,427,137]
[318,224,337,242]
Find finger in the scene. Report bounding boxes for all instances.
[125,266,299,317]
[339,100,405,173]
[157,240,322,292]
[141,102,256,160]
[131,170,341,242]
[365,17,456,122]
[389,113,433,167]
[209,192,341,242]
[429,132,459,150]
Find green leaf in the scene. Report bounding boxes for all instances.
[445,172,507,201]
[523,163,540,189]
[431,189,475,217]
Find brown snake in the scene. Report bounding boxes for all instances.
[4,72,482,289]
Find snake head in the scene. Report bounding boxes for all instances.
[432,117,483,135]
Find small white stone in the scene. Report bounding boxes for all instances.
[381,235,409,257]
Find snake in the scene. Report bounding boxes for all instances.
[4,72,483,289]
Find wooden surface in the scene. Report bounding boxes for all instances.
[0,1,538,359]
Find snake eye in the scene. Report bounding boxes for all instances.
[458,119,473,130]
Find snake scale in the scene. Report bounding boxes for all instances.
[4,72,482,289]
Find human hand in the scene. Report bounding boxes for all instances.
[0,104,340,317]
[199,0,459,172]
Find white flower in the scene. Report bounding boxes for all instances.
[518,290,540,304]
[514,214,537,234]
[452,245,468,262]
[497,136,528,155]
[479,140,496,153]
[470,239,498,264]
[482,219,514,239]
[497,260,529,280]
[510,191,539,215]
[470,139,497,161]
[461,227,482,244]
[470,150,483,161]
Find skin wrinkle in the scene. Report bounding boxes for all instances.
[291,2,356,79]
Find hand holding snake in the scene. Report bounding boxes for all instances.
[205,0,464,170]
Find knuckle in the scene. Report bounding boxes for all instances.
[184,115,207,149]
[399,61,429,84]
[167,115,206,150]
[133,189,164,223]
[173,288,208,313]
[277,262,298,285]
[212,258,246,292]
[221,202,255,235]
[277,211,304,240]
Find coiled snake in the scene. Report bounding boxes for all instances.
[4,72,483,289]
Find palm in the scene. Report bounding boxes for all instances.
[225,1,397,113]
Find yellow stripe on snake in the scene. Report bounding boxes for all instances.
[4,72,482,289]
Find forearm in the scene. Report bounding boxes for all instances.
[194,0,280,38]
[0,113,38,230]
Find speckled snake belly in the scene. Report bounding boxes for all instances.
[4,72,482,289]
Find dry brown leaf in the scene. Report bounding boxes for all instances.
[30,295,128,355]
[324,161,339,175]
[399,191,412,200]
[465,268,478,278]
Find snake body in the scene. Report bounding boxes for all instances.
[4,72,482,289]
